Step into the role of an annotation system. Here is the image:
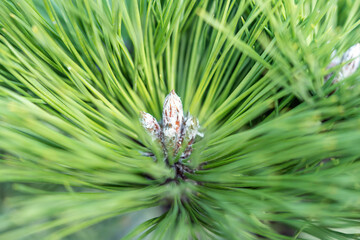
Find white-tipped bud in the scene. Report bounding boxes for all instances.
[140,111,161,142]
[328,50,342,69]
[338,43,360,80]
[326,44,360,83]
[324,50,341,82]
[162,90,184,155]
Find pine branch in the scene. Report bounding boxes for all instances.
[0,0,360,239]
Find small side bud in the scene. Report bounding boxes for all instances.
[140,111,161,142]
[181,114,203,159]
[162,90,184,155]
[183,115,202,143]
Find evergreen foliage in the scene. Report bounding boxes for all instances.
[0,0,360,239]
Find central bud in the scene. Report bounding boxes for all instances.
[162,90,184,156]
[140,90,203,165]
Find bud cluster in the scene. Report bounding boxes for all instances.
[140,90,203,161]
